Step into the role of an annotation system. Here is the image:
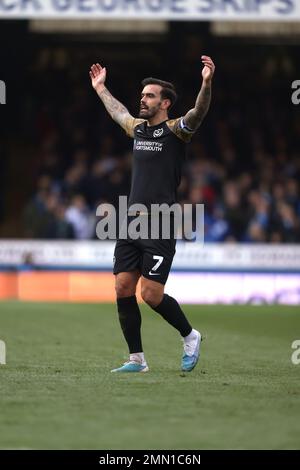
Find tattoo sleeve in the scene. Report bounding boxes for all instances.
[183,81,212,131]
[97,86,132,129]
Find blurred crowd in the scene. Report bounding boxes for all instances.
[22,40,300,243]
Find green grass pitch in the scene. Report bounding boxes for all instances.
[0,301,299,450]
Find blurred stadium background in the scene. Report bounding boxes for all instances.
[0,3,300,303]
[0,1,300,451]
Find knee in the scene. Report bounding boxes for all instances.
[141,285,163,307]
[115,279,135,298]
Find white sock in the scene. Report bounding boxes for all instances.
[184,329,198,343]
[130,352,145,364]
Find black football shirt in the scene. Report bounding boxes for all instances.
[123,117,193,211]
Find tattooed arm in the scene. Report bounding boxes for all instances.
[183,56,215,131]
[89,63,133,129]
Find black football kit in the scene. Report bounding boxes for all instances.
[113,116,194,285]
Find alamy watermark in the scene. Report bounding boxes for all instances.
[0,80,6,104]
[291,80,300,105]
[291,340,300,365]
[95,196,204,242]
[0,340,6,365]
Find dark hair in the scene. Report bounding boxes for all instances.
[141,77,177,110]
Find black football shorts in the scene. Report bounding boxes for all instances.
[113,215,176,285]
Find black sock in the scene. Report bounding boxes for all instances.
[152,294,192,337]
[117,295,143,354]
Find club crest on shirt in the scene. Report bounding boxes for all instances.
[153,128,163,137]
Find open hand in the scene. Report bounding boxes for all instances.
[89,63,107,91]
[201,56,215,83]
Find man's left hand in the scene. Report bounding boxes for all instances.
[201,56,215,83]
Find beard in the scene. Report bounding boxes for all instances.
[138,104,160,119]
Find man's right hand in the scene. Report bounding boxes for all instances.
[89,63,106,93]
[90,62,133,131]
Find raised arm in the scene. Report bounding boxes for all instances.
[183,56,215,132]
[89,63,133,130]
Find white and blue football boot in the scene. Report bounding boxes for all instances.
[181,329,202,372]
[111,360,149,373]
